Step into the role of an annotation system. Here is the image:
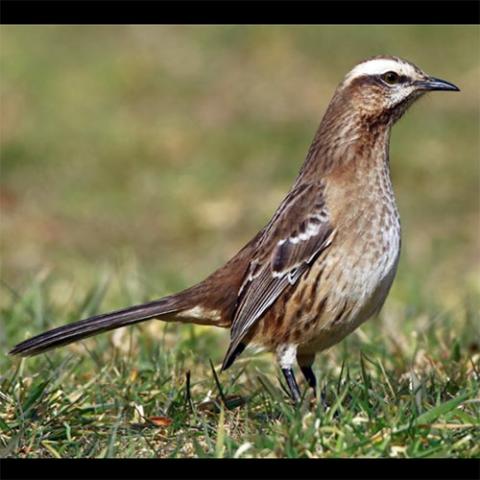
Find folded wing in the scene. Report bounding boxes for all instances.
[222,181,334,369]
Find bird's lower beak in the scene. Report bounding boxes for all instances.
[415,77,460,92]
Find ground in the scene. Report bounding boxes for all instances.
[1,26,479,458]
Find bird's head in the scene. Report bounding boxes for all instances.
[338,55,459,127]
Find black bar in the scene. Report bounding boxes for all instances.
[1,1,479,25]
[2,458,480,480]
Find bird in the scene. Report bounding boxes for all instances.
[9,55,459,403]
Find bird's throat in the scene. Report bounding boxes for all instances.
[301,112,392,181]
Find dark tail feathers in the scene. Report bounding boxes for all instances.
[9,296,182,357]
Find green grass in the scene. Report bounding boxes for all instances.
[1,25,479,457]
[1,274,479,458]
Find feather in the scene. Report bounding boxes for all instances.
[222,181,334,369]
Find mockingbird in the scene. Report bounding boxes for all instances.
[10,55,459,403]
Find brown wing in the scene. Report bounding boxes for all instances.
[222,181,334,369]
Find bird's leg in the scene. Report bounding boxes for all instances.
[297,353,328,409]
[297,353,317,395]
[277,344,301,403]
[281,368,301,404]
[300,365,317,392]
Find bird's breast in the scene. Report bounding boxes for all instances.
[328,159,401,297]
[292,168,401,352]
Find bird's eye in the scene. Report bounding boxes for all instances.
[382,71,400,85]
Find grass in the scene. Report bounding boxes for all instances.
[1,26,479,458]
[0,274,479,458]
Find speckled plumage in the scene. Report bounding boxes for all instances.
[10,56,459,403]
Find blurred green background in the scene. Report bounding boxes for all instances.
[1,25,479,325]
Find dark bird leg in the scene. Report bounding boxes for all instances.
[299,364,329,408]
[300,365,317,393]
[297,353,317,395]
[281,368,302,403]
[297,353,327,409]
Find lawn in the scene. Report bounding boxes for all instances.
[0,26,479,458]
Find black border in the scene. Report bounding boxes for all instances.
[1,0,479,25]
[2,458,480,480]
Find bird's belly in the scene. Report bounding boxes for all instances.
[297,221,401,353]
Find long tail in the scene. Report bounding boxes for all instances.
[9,231,259,359]
[9,294,193,357]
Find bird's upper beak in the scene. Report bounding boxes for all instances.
[415,76,460,92]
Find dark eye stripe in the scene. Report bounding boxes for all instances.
[347,74,410,89]
[378,72,410,86]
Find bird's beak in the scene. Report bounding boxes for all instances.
[415,76,460,92]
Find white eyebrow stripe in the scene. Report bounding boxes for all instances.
[345,58,417,82]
